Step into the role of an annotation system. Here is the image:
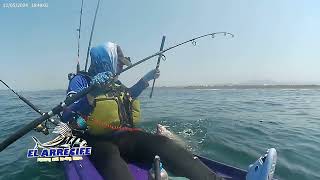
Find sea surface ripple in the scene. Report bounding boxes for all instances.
[0,88,319,180]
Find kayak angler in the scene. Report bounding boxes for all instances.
[0,2,278,176]
[0,32,234,154]
[61,42,224,180]
[0,2,235,176]
[0,23,278,178]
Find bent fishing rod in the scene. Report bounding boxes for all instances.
[117,32,234,75]
[0,32,233,152]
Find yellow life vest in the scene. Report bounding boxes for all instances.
[86,84,141,135]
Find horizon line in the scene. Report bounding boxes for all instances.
[1,84,320,92]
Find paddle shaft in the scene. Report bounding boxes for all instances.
[150,36,166,98]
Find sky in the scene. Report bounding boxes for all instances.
[0,0,320,90]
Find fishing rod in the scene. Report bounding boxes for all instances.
[0,80,59,127]
[117,32,234,75]
[150,36,166,98]
[0,32,233,152]
[76,0,84,73]
[0,84,96,152]
[84,0,101,72]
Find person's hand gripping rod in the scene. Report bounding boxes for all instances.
[150,36,166,98]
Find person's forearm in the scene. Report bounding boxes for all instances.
[63,75,91,122]
[129,79,149,98]
[61,97,87,122]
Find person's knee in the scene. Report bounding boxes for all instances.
[91,141,120,157]
[158,135,182,150]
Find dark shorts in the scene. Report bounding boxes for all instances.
[84,130,222,180]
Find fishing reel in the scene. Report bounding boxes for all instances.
[34,122,49,135]
[34,117,60,135]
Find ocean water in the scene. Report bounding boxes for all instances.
[0,88,319,180]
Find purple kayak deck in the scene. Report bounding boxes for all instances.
[63,156,150,180]
[64,155,247,180]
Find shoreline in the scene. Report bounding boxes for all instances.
[144,84,320,89]
[182,85,320,89]
[2,85,320,92]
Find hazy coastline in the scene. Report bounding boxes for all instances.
[182,85,320,89]
[2,85,320,92]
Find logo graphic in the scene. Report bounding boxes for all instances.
[27,122,91,162]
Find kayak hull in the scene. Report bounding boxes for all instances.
[64,156,151,180]
[196,155,247,180]
[64,155,247,180]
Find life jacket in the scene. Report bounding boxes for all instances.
[86,82,141,135]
